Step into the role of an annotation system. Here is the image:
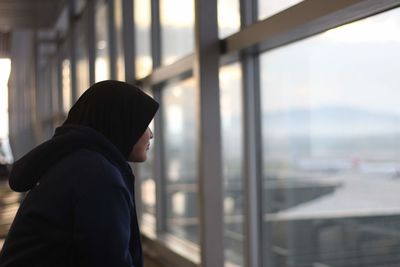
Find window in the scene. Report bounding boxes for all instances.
[95,0,110,82]
[162,77,198,244]
[260,8,400,267]
[134,0,152,78]
[220,62,244,266]
[115,0,125,81]
[258,0,303,20]
[160,0,194,65]
[62,59,71,113]
[218,0,240,39]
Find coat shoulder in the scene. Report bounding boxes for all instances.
[57,148,127,188]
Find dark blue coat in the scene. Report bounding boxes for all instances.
[0,125,143,267]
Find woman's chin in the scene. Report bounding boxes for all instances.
[128,154,147,163]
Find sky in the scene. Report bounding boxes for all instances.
[260,7,400,115]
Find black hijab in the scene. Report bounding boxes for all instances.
[64,80,159,159]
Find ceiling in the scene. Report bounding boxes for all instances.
[0,0,66,30]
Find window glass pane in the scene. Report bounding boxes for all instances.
[218,0,240,39]
[61,40,71,113]
[95,0,110,82]
[220,63,244,266]
[258,0,303,20]
[134,0,152,78]
[76,17,89,97]
[160,0,194,65]
[162,77,198,244]
[260,8,400,267]
[115,0,125,81]
[62,59,71,113]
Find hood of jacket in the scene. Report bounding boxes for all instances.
[9,125,133,192]
[63,80,159,158]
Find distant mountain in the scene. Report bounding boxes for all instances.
[263,106,400,137]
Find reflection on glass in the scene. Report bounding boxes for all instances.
[220,63,244,267]
[76,18,89,97]
[62,59,71,113]
[258,0,303,20]
[162,77,198,244]
[115,0,125,81]
[140,118,156,231]
[218,0,240,39]
[134,0,152,78]
[260,8,400,267]
[160,0,194,65]
[95,0,110,82]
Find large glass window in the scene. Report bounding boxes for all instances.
[260,8,400,267]
[258,0,303,20]
[134,0,152,78]
[220,63,244,266]
[160,0,194,65]
[218,0,240,39]
[162,77,198,244]
[95,0,110,82]
[115,0,125,81]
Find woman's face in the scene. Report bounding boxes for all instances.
[128,127,153,162]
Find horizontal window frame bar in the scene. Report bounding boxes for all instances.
[142,233,200,267]
[224,0,400,55]
[138,54,194,87]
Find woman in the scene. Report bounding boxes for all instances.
[0,80,159,267]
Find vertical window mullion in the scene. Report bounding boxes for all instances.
[240,0,263,266]
[194,0,224,266]
[149,0,167,236]
[122,0,134,83]
[68,0,78,102]
[108,0,117,79]
[153,85,167,235]
[56,35,64,115]
[87,0,96,85]
[151,0,161,69]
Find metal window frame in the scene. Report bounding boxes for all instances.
[122,0,135,83]
[153,85,167,235]
[151,0,161,70]
[108,0,117,79]
[68,0,78,102]
[194,0,224,266]
[87,0,95,85]
[149,0,169,237]
[238,0,264,266]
